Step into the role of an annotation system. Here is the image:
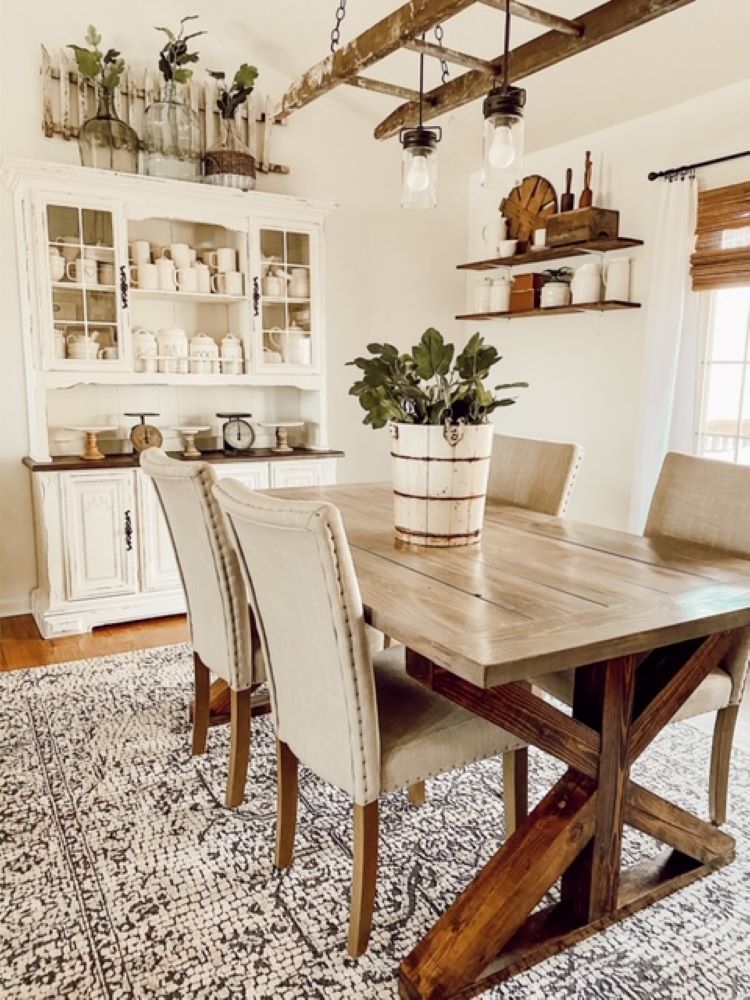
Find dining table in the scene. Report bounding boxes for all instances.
[267,482,750,1000]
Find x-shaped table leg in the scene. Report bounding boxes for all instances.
[399,631,737,1000]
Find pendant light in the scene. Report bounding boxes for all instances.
[400,41,442,209]
[481,2,525,191]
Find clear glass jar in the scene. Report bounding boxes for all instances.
[203,117,256,191]
[78,90,139,174]
[143,81,202,181]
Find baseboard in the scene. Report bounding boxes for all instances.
[0,597,32,618]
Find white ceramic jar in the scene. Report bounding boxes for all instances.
[489,274,513,313]
[541,281,572,309]
[603,257,631,301]
[474,278,493,313]
[570,261,602,304]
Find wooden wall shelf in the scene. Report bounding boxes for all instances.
[457,238,644,272]
[456,301,641,321]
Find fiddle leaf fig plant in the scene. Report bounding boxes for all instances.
[347,328,528,429]
[208,64,259,119]
[155,15,205,84]
[68,26,126,91]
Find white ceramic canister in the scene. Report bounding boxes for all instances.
[570,260,602,305]
[474,277,493,313]
[189,333,219,374]
[489,274,513,312]
[132,327,158,372]
[220,333,244,374]
[541,281,572,309]
[157,327,188,373]
[603,257,631,302]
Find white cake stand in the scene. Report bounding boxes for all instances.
[173,425,211,459]
[66,425,118,461]
[259,421,304,454]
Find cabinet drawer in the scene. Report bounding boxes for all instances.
[270,460,331,488]
[214,462,271,490]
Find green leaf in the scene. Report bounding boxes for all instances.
[85,25,101,47]
[69,46,101,81]
[207,69,225,80]
[155,26,177,40]
[235,63,259,89]
[412,327,453,380]
[173,68,192,83]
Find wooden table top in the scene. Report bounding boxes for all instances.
[267,483,750,689]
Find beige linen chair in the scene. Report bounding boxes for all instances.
[140,448,264,808]
[213,479,526,956]
[538,451,750,825]
[487,433,584,516]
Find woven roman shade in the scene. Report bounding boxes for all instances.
[691,181,750,290]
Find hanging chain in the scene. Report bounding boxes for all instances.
[330,0,348,53]
[434,23,450,85]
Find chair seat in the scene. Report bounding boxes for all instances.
[373,647,524,794]
[537,666,733,724]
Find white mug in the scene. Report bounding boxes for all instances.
[130,262,158,290]
[98,347,118,360]
[194,262,211,293]
[129,240,151,265]
[162,243,192,269]
[212,271,243,296]
[208,247,236,273]
[156,258,177,291]
[98,262,115,286]
[66,257,97,284]
[176,266,199,293]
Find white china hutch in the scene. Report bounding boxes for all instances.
[3,159,340,637]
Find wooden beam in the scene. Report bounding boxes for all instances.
[275,0,478,120]
[404,38,496,74]
[374,0,698,138]
[479,0,583,36]
[346,76,421,102]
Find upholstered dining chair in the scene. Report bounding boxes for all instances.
[538,451,750,825]
[140,447,264,808]
[487,433,584,516]
[486,433,584,829]
[213,479,526,956]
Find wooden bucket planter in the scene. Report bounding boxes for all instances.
[390,422,493,547]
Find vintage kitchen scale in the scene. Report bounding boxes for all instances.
[125,412,163,453]
[217,412,256,453]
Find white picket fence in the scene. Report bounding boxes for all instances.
[40,45,289,175]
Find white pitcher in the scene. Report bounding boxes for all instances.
[603,257,631,302]
[570,260,602,305]
[288,267,310,298]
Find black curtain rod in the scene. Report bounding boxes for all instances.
[648,149,750,181]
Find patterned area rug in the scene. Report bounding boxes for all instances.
[2,644,748,1000]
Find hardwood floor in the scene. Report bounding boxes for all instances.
[0,614,189,671]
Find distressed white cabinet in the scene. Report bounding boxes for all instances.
[270,459,336,488]
[61,470,137,600]
[136,474,181,593]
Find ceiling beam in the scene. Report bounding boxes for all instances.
[346,76,421,102]
[275,0,479,121]
[479,0,583,36]
[404,38,496,74]
[374,0,698,140]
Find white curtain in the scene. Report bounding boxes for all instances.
[628,174,699,531]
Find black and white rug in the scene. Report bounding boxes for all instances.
[1,645,748,999]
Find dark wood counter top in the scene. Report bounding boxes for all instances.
[23,448,344,472]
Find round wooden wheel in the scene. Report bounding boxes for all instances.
[501,175,558,247]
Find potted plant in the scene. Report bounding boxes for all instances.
[68,27,138,174]
[143,15,205,180]
[348,329,528,546]
[204,64,260,191]
[540,267,573,309]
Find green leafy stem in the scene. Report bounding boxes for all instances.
[207,64,259,120]
[68,26,125,91]
[347,328,528,429]
[155,15,205,84]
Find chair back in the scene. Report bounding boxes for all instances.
[139,448,257,691]
[213,479,380,804]
[645,452,750,557]
[488,434,583,516]
[646,451,750,703]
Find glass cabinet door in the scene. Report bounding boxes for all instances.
[43,201,127,369]
[258,226,316,370]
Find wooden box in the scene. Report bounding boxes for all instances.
[510,288,539,313]
[546,208,619,247]
[513,273,544,292]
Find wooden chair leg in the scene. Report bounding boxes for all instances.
[503,747,529,838]
[348,800,379,958]
[709,705,739,826]
[408,781,426,807]
[275,740,299,868]
[192,653,210,756]
[225,688,252,808]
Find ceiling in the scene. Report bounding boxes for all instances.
[225,0,750,156]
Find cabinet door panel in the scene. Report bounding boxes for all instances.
[137,474,181,592]
[214,463,271,490]
[269,460,328,488]
[61,472,137,600]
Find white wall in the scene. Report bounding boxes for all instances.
[0,2,468,614]
[465,79,750,530]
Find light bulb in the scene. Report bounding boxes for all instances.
[489,125,516,169]
[406,153,430,192]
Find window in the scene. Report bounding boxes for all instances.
[692,181,750,464]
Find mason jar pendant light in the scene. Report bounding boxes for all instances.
[400,42,442,209]
[481,2,526,190]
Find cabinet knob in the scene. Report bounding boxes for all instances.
[124,509,133,551]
